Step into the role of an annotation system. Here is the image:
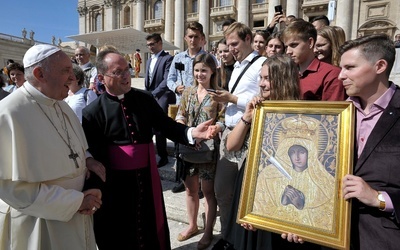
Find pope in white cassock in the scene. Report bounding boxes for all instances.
[0,44,103,250]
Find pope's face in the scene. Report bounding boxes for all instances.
[42,52,75,100]
[288,145,308,172]
[98,53,132,96]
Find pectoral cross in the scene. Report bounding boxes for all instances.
[69,148,79,168]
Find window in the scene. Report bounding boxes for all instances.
[154,1,162,19]
[255,0,265,3]
[192,0,198,12]
[253,20,265,28]
[220,0,231,7]
[124,6,131,27]
[95,13,102,31]
[124,7,131,26]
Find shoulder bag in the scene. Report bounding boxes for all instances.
[178,94,216,164]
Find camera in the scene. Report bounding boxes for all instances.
[175,62,185,71]
[274,5,283,14]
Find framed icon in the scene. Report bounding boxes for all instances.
[237,101,355,250]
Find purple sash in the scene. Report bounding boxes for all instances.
[107,143,168,249]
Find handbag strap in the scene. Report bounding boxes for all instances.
[229,55,261,94]
[188,91,217,127]
[192,95,209,126]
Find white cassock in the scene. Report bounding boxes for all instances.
[0,82,97,250]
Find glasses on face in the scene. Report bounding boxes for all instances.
[146,41,159,47]
[104,69,130,78]
[75,53,85,57]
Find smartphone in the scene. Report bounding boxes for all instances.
[206,89,217,93]
[274,5,283,14]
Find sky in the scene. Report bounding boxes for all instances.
[2,0,79,44]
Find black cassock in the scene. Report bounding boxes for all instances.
[82,88,189,250]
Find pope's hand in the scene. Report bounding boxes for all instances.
[79,189,102,215]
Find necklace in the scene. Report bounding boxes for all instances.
[23,85,80,168]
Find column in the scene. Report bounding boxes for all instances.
[164,0,173,43]
[286,0,298,17]
[136,0,145,32]
[199,0,209,50]
[103,6,114,31]
[77,7,87,34]
[174,0,185,50]
[237,0,249,25]
[268,0,280,24]
[335,0,353,40]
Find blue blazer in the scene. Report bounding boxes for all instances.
[145,50,176,113]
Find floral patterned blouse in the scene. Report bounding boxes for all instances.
[176,86,225,129]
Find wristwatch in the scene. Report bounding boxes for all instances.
[377,192,386,210]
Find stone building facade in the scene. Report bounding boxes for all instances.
[77,0,400,51]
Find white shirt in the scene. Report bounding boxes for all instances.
[149,51,161,83]
[225,51,266,127]
[64,88,98,123]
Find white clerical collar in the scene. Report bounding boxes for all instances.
[105,90,125,100]
[24,81,57,106]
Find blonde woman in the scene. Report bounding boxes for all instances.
[314,26,345,67]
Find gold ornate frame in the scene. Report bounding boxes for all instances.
[238,101,355,250]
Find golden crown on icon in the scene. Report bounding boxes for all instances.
[281,115,319,140]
